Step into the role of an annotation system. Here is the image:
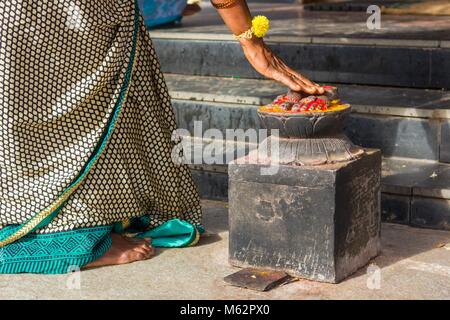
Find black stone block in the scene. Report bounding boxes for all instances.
[172,100,261,136]
[346,114,439,160]
[191,170,228,200]
[431,49,450,89]
[412,167,450,200]
[411,197,450,230]
[228,150,381,283]
[381,193,410,224]
[153,39,450,89]
[440,121,450,163]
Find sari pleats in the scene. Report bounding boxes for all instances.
[0,0,202,273]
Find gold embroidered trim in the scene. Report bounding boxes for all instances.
[188,229,201,247]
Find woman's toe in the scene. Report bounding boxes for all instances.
[141,242,152,250]
[135,245,151,255]
[129,250,146,262]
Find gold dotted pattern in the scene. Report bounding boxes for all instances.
[0,0,202,241]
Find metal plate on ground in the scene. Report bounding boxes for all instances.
[224,268,293,292]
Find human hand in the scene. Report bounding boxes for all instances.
[240,37,324,95]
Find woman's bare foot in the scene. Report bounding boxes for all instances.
[84,233,155,269]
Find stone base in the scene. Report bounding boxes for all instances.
[228,149,381,283]
[252,134,365,166]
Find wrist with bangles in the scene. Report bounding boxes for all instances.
[210,0,238,9]
[210,0,270,40]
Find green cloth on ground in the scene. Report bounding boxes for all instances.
[135,218,204,248]
[0,226,113,274]
[0,219,204,274]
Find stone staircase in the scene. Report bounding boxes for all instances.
[148,3,450,230]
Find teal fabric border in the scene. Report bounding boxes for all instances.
[134,219,205,248]
[0,219,205,274]
[0,216,205,274]
[0,226,112,274]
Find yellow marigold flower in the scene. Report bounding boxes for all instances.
[251,15,270,38]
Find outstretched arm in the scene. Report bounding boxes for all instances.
[213,0,324,94]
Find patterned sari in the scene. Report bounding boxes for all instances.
[0,0,202,274]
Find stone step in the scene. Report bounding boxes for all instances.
[151,33,450,89]
[166,74,450,162]
[381,158,450,230]
[182,139,450,230]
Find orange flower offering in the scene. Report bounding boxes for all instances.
[259,86,348,113]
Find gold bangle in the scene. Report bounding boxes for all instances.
[234,28,253,40]
[210,0,238,9]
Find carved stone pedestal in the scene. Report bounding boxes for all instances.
[228,150,381,283]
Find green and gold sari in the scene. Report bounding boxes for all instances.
[0,0,202,274]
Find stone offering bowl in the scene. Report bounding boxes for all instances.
[257,104,351,139]
[255,104,365,166]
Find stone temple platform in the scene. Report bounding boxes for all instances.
[1,200,450,300]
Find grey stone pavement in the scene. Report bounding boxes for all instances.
[1,200,450,300]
